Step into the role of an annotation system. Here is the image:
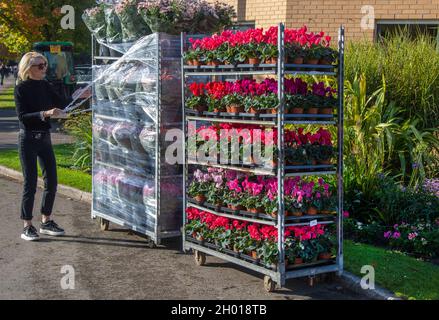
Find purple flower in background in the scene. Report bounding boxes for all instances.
[412,162,419,169]
[423,178,439,197]
[384,231,392,239]
[408,232,418,240]
[392,232,401,239]
[394,224,399,229]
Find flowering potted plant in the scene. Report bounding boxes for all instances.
[188,170,210,203]
[241,178,265,213]
[316,233,334,260]
[300,239,319,262]
[103,4,123,45]
[260,44,278,64]
[225,178,245,210]
[115,0,150,44]
[82,5,107,42]
[288,239,305,265]
[285,195,304,217]
[286,146,307,165]
[285,94,306,114]
[183,48,204,66]
[287,43,305,64]
[138,0,179,34]
[186,83,207,112]
[223,92,243,113]
[257,241,279,269]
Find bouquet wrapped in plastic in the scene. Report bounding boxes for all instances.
[104,4,123,44]
[115,0,151,43]
[82,5,107,41]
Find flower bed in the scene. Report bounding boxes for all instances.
[185,207,335,268]
[185,78,337,114]
[187,168,337,217]
[183,26,338,66]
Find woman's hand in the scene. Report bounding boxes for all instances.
[72,87,92,100]
[43,108,64,118]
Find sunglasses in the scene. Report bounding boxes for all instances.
[32,62,47,70]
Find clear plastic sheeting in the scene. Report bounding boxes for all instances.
[92,33,183,241]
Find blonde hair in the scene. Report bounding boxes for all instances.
[17,51,48,83]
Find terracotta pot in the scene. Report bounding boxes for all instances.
[292,57,304,64]
[229,104,244,113]
[270,211,278,218]
[320,210,331,215]
[306,107,319,114]
[192,59,202,66]
[319,159,332,165]
[249,208,262,214]
[319,252,332,260]
[267,108,277,114]
[195,105,207,113]
[207,60,220,66]
[186,60,193,66]
[271,57,278,64]
[306,58,319,65]
[290,161,305,166]
[251,251,258,259]
[319,59,332,65]
[289,107,304,114]
[311,159,318,165]
[196,235,204,242]
[307,206,318,215]
[291,211,303,217]
[213,108,223,113]
[320,108,333,114]
[294,257,304,265]
[228,204,244,211]
[191,232,197,238]
[248,57,261,65]
[249,107,260,114]
[284,56,289,64]
[194,194,206,204]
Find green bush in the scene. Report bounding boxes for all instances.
[345,32,439,129]
[63,114,92,173]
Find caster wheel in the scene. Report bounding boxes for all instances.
[99,217,110,231]
[264,276,276,293]
[146,240,156,249]
[194,250,206,266]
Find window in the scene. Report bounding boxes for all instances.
[375,20,439,49]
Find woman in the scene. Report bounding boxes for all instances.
[15,51,90,241]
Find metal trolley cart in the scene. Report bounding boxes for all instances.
[91,33,183,245]
[181,24,345,290]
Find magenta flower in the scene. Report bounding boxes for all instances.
[408,232,418,240]
[384,231,392,239]
[343,211,349,218]
[392,232,401,239]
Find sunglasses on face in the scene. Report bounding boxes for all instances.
[32,62,47,70]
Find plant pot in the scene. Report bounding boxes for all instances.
[292,57,304,64]
[294,257,304,265]
[248,208,262,214]
[213,108,224,113]
[319,252,332,260]
[311,159,318,165]
[192,59,202,66]
[290,161,305,166]
[186,60,194,66]
[229,104,244,113]
[251,251,258,260]
[319,59,332,65]
[194,194,206,204]
[248,107,260,114]
[320,108,333,114]
[270,211,278,218]
[228,204,244,211]
[289,107,304,114]
[306,107,319,114]
[306,58,319,65]
[194,105,207,113]
[207,60,220,66]
[266,108,277,114]
[320,210,331,215]
[248,57,261,65]
[307,206,318,215]
[319,159,332,165]
[291,211,303,217]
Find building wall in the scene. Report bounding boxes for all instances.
[216,0,439,41]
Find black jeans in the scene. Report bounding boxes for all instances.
[18,130,57,220]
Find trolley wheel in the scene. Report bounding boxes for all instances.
[146,240,156,249]
[194,250,206,266]
[263,276,276,293]
[99,217,110,231]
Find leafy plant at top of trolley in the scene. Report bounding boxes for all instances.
[82,5,106,41]
[103,4,123,43]
[63,114,92,173]
[115,0,151,42]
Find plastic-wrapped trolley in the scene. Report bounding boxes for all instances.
[91,33,183,245]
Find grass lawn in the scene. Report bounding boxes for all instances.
[0,144,91,192]
[344,240,439,300]
[0,86,15,109]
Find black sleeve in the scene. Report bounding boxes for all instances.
[14,85,44,124]
[46,81,73,110]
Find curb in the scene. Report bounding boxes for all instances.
[339,271,401,300]
[0,165,92,204]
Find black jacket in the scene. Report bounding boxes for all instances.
[14,79,72,131]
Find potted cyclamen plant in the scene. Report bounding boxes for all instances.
[316,234,334,260]
[241,42,263,65]
[286,145,307,165]
[321,194,337,214]
[285,196,304,217]
[290,239,306,265]
[223,92,243,113]
[317,144,335,165]
[286,94,306,114]
[287,43,305,64]
[304,94,319,114]
[305,193,322,215]
[186,83,207,112]
[261,44,278,64]
[257,241,279,270]
[304,44,324,65]
[188,170,210,204]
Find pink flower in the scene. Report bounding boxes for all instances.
[343,211,349,218]
[408,232,418,240]
[384,231,392,239]
[392,232,401,239]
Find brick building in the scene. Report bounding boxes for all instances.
[217,0,439,41]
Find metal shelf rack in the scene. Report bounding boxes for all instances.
[90,34,184,245]
[181,23,345,291]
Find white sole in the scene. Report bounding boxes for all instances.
[39,229,65,236]
[21,234,39,241]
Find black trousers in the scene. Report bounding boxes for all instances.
[18,130,57,220]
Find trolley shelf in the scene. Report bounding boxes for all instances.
[183,63,337,77]
[186,201,337,226]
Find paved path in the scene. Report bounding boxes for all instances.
[0,176,366,300]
